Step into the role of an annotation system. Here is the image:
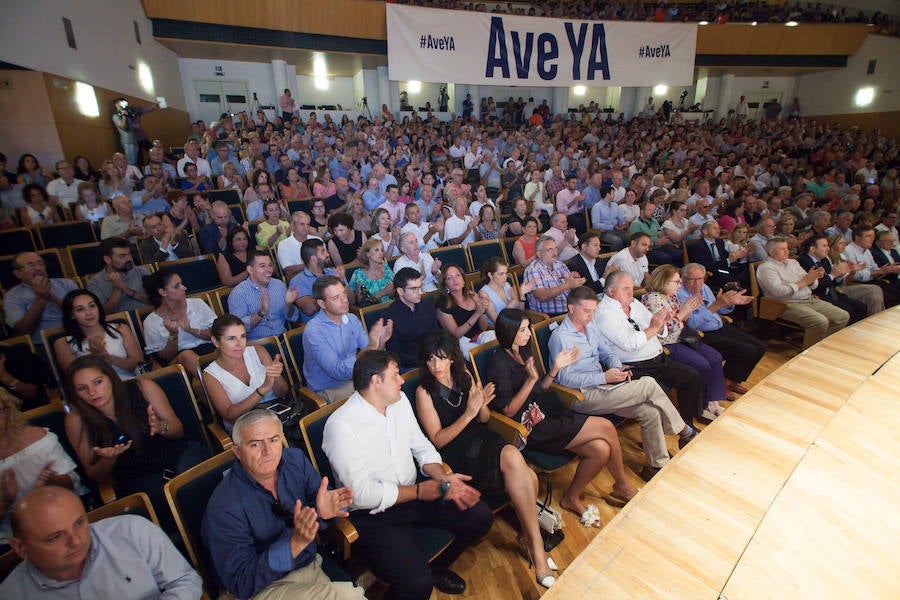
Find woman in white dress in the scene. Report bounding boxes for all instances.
[54,290,144,381]
[202,315,289,433]
[0,388,81,545]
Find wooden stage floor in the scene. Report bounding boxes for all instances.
[539,307,900,600]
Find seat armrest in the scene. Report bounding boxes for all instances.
[487,412,528,444]
[320,518,359,561]
[98,481,117,504]
[758,296,789,320]
[524,309,550,324]
[549,382,583,408]
[207,422,233,450]
[297,387,327,412]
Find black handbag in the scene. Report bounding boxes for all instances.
[679,326,702,350]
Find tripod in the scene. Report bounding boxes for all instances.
[360,98,373,121]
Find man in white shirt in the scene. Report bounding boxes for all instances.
[400,203,442,251]
[606,233,651,286]
[735,95,748,121]
[277,211,323,280]
[323,350,493,598]
[544,212,579,262]
[176,139,211,177]
[756,237,849,348]
[46,160,84,209]
[842,225,900,306]
[444,197,477,246]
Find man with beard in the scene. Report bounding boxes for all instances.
[87,237,151,313]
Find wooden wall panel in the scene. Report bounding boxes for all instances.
[805,111,900,141]
[142,0,387,40]
[0,71,64,171]
[143,1,868,58]
[41,73,190,169]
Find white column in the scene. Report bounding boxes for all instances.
[377,66,391,116]
[271,60,288,103]
[633,87,649,117]
[552,87,568,116]
[469,85,481,120]
[361,69,380,118]
[285,63,298,102]
[618,87,635,118]
[716,74,734,121]
[456,84,469,113]
[389,80,400,112]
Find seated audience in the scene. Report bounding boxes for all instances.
[756,237,850,349]
[4,251,78,349]
[20,183,56,227]
[2,487,202,598]
[524,236,585,316]
[394,231,440,292]
[289,238,344,323]
[687,221,750,292]
[256,198,291,249]
[543,212,579,262]
[796,235,873,322]
[590,183,629,251]
[594,271,705,425]
[566,231,614,294]
[197,200,236,255]
[73,182,109,223]
[302,275,392,403]
[677,263,766,395]
[228,250,299,341]
[629,201,681,265]
[415,331,556,588]
[842,225,900,306]
[369,207,401,258]
[101,194,145,241]
[309,197,330,237]
[642,265,729,418]
[478,256,534,324]
[550,287,696,481]
[436,263,495,354]
[202,315,289,432]
[133,175,170,215]
[215,225,252,287]
[747,217,776,262]
[327,212,367,269]
[383,268,440,370]
[490,308,639,527]
[348,239,395,307]
[323,350,493,598]
[161,190,201,236]
[139,211,196,264]
[142,269,216,383]
[88,237,152,313]
[202,410,360,599]
[55,289,143,381]
[64,355,209,521]
[512,216,541,267]
[0,390,81,546]
[607,232,652,287]
[277,210,323,280]
[400,202,442,251]
[46,159,84,209]
[0,340,53,412]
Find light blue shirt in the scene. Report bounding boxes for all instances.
[288,267,336,323]
[302,311,368,391]
[228,277,297,341]
[676,284,733,331]
[583,184,602,209]
[549,316,622,389]
[4,278,78,345]
[363,189,385,211]
[591,199,619,231]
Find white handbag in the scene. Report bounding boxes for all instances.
[536,475,563,533]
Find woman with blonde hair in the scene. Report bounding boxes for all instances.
[348,238,394,307]
[73,182,110,223]
[218,161,247,192]
[369,207,400,258]
[0,388,81,544]
[642,265,727,418]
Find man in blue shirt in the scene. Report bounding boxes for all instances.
[208,140,244,176]
[289,239,345,323]
[362,176,385,211]
[549,286,694,481]
[677,263,765,396]
[202,410,361,600]
[589,180,629,251]
[302,275,392,403]
[4,252,78,348]
[228,250,299,341]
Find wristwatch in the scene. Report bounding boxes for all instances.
[257,310,267,319]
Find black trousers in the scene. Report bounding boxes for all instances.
[700,325,768,383]
[829,292,868,324]
[348,499,493,600]
[630,354,704,421]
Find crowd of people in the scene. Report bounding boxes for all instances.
[0,83,898,598]
[397,0,898,34]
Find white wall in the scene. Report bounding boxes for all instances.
[295,75,355,109]
[0,0,185,108]
[703,75,797,115]
[798,34,900,116]
[398,81,443,110]
[178,58,276,121]
[568,86,608,110]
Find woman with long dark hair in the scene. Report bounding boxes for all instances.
[436,263,495,354]
[215,226,251,287]
[489,309,638,528]
[54,289,143,381]
[415,331,557,588]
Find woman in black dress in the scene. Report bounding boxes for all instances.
[327,212,366,269]
[215,226,251,287]
[415,332,556,588]
[489,309,638,529]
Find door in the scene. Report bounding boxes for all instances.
[193,79,250,125]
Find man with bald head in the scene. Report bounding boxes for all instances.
[198,200,237,254]
[2,487,201,598]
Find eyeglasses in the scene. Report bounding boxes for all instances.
[271,500,294,529]
[627,318,640,332]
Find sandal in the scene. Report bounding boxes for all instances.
[577,504,602,528]
[604,491,634,508]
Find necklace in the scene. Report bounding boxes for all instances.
[440,382,463,408]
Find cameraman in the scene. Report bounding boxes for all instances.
[112,98,156,167]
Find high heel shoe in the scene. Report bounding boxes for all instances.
[517,537,557,588]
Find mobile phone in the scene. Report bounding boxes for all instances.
[267,403,292,416]
[116,434,131,444]
[162,468,176,482]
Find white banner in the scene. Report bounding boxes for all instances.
[386,5,696,88]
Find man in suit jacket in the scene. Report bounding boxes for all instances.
[686,221,749,292]
[872,229,900,270]
[797,234,869,323]
[566,231,614,295]
[139,212,197,264]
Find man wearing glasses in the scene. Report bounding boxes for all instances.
[523,237,585,316]
[5,252,77,348]
[383,268,440,370]
[46,160,84,209]
[594,271,705,427]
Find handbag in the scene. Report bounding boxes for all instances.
[536,473,563,534]
[679,325,702,350]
